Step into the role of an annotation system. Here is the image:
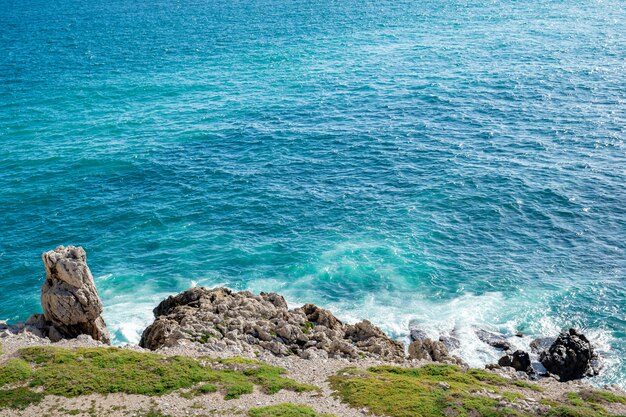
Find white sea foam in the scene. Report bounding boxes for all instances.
[102,276,622,389]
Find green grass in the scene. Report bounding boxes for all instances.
[0,358,33,385]
[578,389,626,405]
[512,380,545,392]
[143,409,173,417]
[329,364,522,417]
[0,346,317,409]
[329,364,626,417]
[0,387,44,410]
[248,403,336,417]
[302,322,314,334]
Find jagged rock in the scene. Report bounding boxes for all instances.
[140,287,404,361]
[475,329,511,350]
[345,320,405,358]
[302,304,342,330]
[26,246,110,344]
[498,350,532,373]
[408,338,463,364]
[530,337,556,354]
[539,328,597,381]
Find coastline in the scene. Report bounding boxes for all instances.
[2,288,626,417]
[0,246,624,417]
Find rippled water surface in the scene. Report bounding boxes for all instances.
[1,0,625,386]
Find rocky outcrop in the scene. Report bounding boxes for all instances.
[408,338,464,365]
[26,246,110,344]
[140,287,405,361]
[497,350,533,374]
[409,329,461,352]
[539,328,597,381]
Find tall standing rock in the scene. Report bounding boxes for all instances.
[30,246,110,344]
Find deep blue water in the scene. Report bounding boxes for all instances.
[1,0,625,386]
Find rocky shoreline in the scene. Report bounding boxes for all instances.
[1,246,625,417]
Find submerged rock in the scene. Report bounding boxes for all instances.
[439,335,461,351]
[409,329,428,342]
[475,329,511,351]
[27,246,110,344]
[140,286,404,361]
[530,337,556,354]
[539,328,597,381]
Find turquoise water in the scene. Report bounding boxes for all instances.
[1,0,625,386]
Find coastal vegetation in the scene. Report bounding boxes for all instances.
[248,403,337,417]
[1,248,623,416]
[0,346,317,410]
[329,364,626,417]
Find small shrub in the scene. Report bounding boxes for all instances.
[0,359,32,386]
[248,403,336,417]
[0,387,44,409]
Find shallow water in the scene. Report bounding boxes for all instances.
[1,0,625,387]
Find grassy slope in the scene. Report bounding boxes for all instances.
[0,345,624,417]
[329,364,626,417]
[0,346,317,410]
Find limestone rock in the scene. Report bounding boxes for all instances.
[539,328,597,381]
[408,338,463,364]
[140,286,404,361]
[27,246,110,344]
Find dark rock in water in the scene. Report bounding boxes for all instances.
[539,328,597,382]
[410,329,428,342]
[439,335,461,351]
[498,350,532,373]
[475,329,511,351]
[140,286,405,361]
[530,337,556,354]
[26,246,110,344]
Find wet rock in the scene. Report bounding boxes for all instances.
[475,329,511,350]
[530,337,556,354]
[539,328,597,381]
[498,350,532,373]
[26,246,110,344]
[409,329,428,342]
[140,286,404,361]
[439,335,461,351]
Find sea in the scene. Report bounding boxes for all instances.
[0,0,624,387]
